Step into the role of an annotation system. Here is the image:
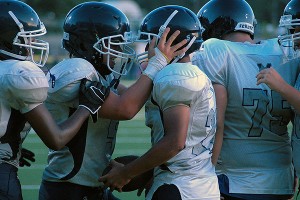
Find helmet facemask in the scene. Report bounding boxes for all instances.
[278,14,300,60]
[0,11,49,67]
[93,31,136,76]
[135,32,158,64]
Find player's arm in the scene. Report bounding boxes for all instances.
[98,28,187,120]
[116,83,128,95]
[256,67,300,113]
[25,104,89,150]
[98,75,152,120]
[211,84,226,165]
[25,80,109,150]
[99,105,190,191]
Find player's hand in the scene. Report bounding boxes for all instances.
[99,160,130,193]
[19,148,35,167]
[79,78,110,120]
[150,27,188,61]
[256,67,286,93]
[143,27,188,80]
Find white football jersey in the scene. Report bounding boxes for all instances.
[42,58,119,187]
[0,60,48,167]
[145,63,220,200]
[192,38,300,195]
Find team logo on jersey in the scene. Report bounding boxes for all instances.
[235,22,254,34]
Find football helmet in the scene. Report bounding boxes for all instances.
[197,0,257,40]
[62,2,135,76]
[136,5,203,63]
[0,0,49,67]
[278,0,300,60]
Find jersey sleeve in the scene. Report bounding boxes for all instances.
[46,58,99,105]
[192,38,229,86]
[5,61,49,113]
[152,64,207,111]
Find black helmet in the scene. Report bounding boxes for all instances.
[278,0,300,60]
[137,5,203,62]
[0,0,49,67]
[197,0,256,40]
[62,1,135,75]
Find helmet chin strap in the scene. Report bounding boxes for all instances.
[109,58,131,89]
[171,36,196,63]
[0,49,28,61]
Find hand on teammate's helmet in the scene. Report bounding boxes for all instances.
[19,148,35,167]
[79,78,110,118]
[143,27,188,80]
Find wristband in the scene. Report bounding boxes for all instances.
[143,48,169,80]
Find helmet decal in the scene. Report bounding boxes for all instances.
[197,0,256,40]
[235,22,255,35]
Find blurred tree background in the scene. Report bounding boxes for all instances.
[22,0,291,75]
[24,0,289,32]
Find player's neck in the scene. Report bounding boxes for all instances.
[177,56,190,63]
[222,32,254,44]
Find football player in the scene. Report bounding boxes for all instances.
[256,0,300,196]
[192,0,300,199]
[99,5,220,200]
[38,2,188,200]
[0,1,109,200]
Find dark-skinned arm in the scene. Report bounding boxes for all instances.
[25,105,89,150]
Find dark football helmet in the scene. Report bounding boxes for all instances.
[0,0,49,67]
[136,5,203,63]
[197,0,257,40]
[62,2,135,76]
[278,0,300,60]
